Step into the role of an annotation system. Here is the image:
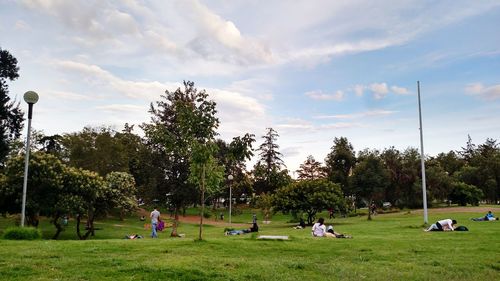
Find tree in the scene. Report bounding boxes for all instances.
[106,172,138,221]
[380,147,403,205]
[142,81,219,237]
[434,151,464,176]
[0,152,65,227]
[62,126,128,176]
[61,166,107,240]
[425,158,453,205]
[324,137,356,196]
[400,148,422,208]
[475,138,500,203]
[255,192,274,222]
[296,155,326,180]
[253,128,291,194]
[215,133,255,206]
[273,179,346,225]
[351,150,390,220]
[0,48,24,165]
[189,141,224,240]
[449,181,483,206]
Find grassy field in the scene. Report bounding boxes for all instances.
[1,206,499,280]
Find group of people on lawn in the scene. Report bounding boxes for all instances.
[141,207,496,238]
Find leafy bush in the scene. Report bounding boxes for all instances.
[203,210,212,219]
[3,227,42,240]
[449,182,483,206]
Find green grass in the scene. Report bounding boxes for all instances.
[1,207,499,280]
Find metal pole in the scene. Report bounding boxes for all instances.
[417,81,428,224]
[229,182,232,225]
[21,103,34,227]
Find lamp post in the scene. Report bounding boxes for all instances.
[21,91,39,227]
[228,174,233,225]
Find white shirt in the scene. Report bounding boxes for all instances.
[150,209,160,223]
[437,219,454,231]
[312,223,326,237]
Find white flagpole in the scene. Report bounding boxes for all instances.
[417,81,428,224]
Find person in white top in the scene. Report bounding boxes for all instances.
[150,207,161,238]
[312,217,326,237]
[425,218,456,232]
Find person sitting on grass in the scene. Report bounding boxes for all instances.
[312,217,326,237]
[471,211,498,221]
[425,219,457,232]
[325,225,352,238]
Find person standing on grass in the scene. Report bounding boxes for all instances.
[150,207,161,238]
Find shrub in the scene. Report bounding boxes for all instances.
[3,227,42,240]
[203,210,212,219]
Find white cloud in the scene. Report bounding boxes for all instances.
[209,88,269,138]
[314,110,396,119]
[353,84,365,97]
[465,83,500,100]
[391,85,410,95]
[177,0,273,66]
[54,60,176,100]
[14,20,30,30]
[46,90,93,101]
[305,90,344,101]
[95,104,146,113]
[370,83,389,99]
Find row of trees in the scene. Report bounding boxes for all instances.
[1,47,499,238]
[0,152,136,239]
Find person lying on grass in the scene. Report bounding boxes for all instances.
[326,225,352,238]
[425,219,457,231]
[225,222,259,235]
[471,211,499,221]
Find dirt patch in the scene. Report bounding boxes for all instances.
[412,206,500,214]
[135,208,248,227]
[175,215,248,227]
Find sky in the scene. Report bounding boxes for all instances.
[1,0,500,174]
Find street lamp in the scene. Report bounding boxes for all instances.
[21,91,39,227]
[228,174,233,225]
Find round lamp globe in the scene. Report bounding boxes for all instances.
[23,91,39,104]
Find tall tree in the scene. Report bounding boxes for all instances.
[115,123,161,202]
[189,141,224,240]
[324,137,356,196]
[351,150,389,220]
[0,48,24,165]
[215,133,255,206]
[296,155,326,180]
[142,81,219,237]
[400,148,422,208]
[253,128,291,194]
[380,147,403,205]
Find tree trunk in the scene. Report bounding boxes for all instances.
[307,211,315,225]
[26,212,40,227]
[120,208,125,221]
[76,214,83,239]
[368,198,372,221]
[52,213,63,240]
[170,207,179,237]
[199,165,206,240]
